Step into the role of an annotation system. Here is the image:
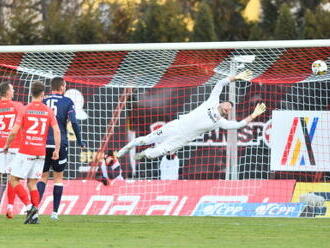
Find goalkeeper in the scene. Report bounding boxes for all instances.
[117,70,266,160]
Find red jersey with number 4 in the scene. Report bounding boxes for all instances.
[15,101,57,156]
[0,100,24,148]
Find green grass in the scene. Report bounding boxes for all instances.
[0,215,329,248]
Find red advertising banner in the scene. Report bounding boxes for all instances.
[0,180,296,216]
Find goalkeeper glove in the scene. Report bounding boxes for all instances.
[234,69,253,81]
[251,103,266,119]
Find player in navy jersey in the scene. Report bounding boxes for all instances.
[36,77,85,220]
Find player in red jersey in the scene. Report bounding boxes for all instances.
[4,81,61,224]
[0,82,24,219]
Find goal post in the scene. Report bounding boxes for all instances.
[225,55,257,180]
[0,40,330,217]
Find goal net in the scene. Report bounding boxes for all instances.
[0,40,330,217]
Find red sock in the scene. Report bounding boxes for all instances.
[14,184,30,206]
[7,183,16,205]
[30,190,39,208]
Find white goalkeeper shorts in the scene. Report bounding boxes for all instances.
[143,119,182,145]
[0,148,18,174]
[10,153,45,179]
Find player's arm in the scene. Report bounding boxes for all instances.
[70,117,85,148]
[48,109,61,160]
[68,104,85,148]
[229,69,253,82]
[243,103,267,124]
[208,78,231,101]
[3,124,21,151]
[52,123,60,160]
[209,70,253,101]
[220,103,266,130]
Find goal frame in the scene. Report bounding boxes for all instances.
[0,39,330,53]
[1,39,330,181]
[1,39,330,217]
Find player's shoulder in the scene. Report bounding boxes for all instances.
[0,100,25,112]
[12,100,24,108]
[44,104,56,114]
[63,95,74,105]
[26,101,51,112]
[45,94,73,105]
[0,99,21,106]
[50,94,73,104]
[44,94,63,101]
[12,101,25,114]
[42,104,56,118]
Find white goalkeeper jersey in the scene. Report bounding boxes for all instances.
[177,78,247,140]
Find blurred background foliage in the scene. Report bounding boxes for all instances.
[0,0,329,44]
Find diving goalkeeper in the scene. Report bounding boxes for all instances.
[117,70,266,160]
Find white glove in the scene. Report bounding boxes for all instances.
[234,69,253,81]
[251,103,266,119]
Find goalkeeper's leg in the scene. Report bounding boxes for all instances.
[117,137,146,158]
[135,136,185,160]
[134,146,167,160]
[117,123,175,158]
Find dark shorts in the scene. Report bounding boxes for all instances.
[43,146,68,173]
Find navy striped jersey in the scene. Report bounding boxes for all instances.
[43,94,82,147]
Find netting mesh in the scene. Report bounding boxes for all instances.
[1,43,330,216]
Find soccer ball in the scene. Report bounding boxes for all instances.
[311,60,327,75]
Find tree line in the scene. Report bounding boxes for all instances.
[0,0,329,45]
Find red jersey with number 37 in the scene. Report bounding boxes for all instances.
[15,101,57,156]
[0,99,24,148]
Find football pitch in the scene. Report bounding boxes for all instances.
[0,215,329,248]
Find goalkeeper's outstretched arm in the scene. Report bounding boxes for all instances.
[220,103,266,130]
[209,70,253,101]
[245,102,266,123]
